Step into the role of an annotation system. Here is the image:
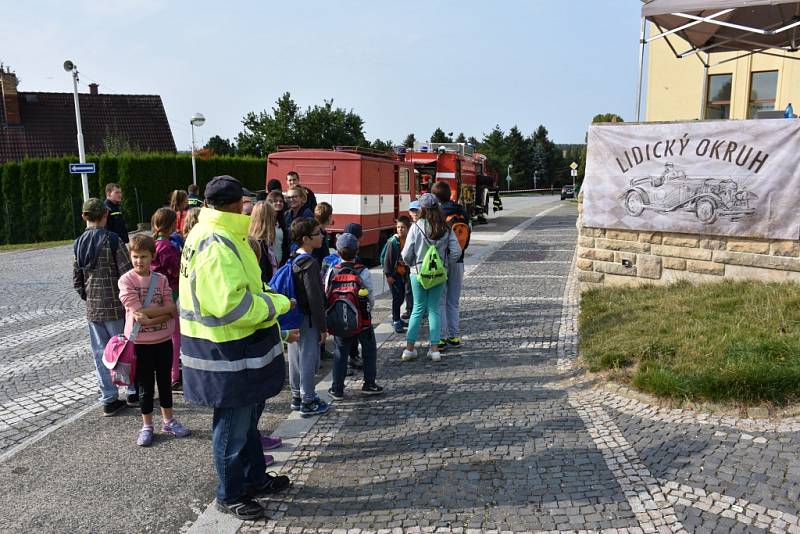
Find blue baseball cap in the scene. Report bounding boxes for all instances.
[409,200,421,211]
[336,232,359,251]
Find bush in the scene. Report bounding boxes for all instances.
[0,154,266,244]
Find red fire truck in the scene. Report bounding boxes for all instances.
[267,147,417,261]
[403,142,496,222]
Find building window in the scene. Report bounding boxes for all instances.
[748,70,779,118]
[705,74,732,119]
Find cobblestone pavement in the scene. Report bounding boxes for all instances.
[235,204,800,534]
[0,246,96,453]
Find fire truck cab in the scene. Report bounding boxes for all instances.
[404,142,496,222]
[267,147,416,261]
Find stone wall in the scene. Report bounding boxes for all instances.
[575,194,800,290]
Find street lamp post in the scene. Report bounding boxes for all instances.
[534,170,538,190]
[63,60,89,202]
[190,113,206,186]
[506,164,512,191]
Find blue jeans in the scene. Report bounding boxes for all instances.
[389,277,406,323]
[407,277,445,346]
[438,262,464,339]
[212,403,267,504]
[287,318,320,403]
[332,328,377,392]
[87,319,129,405]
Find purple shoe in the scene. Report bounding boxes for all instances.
[162,419,191,437]
[264,454,274,467]
[260,435,282,450]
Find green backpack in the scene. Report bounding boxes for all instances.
[415,224,447,289]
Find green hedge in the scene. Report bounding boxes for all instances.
[0,154,266,244]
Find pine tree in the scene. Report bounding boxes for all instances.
[505,126,532,189]
[430,128,452,143]
[403,133,416,148]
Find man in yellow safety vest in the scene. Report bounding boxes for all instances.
[179,175,292,520]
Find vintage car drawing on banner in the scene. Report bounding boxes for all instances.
[620,163,758,224]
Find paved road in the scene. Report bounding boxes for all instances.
[2,195,799,533]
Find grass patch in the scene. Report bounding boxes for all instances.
[0,239,72,252]
[579,280,800,405]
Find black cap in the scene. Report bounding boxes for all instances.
[267,179,283,192]
[205,175,244,205]
[344,222,363,239]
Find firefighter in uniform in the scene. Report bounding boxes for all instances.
[492,187,504,213]
[179,175,292,520]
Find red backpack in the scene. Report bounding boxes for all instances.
[325,263,371,337]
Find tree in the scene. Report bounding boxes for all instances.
[234,93,367,156]
[430,128,452,143]
[235,92,300,157]
[505,126,532,189]
[591,113,624,124]
[296,99,366,148]
[370,138,394,152]
[530,125,559,188]
[403,133,416,148]
[467,136,479,147]
[455,132,467,143]
[478,125,508,177]
[205,135,236,156]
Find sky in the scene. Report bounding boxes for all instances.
[3,0,645,151]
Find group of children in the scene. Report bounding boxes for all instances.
[74,176,469,449]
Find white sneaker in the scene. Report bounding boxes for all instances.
[401,349,417,361]
[429,350,441,362]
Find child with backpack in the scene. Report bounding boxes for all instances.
[151,207,183,390]
[381,215,412,333]
[118,234,190,446]
[73,198,135,416]
[324,233,384,400]
[432,181,470,351]
[270,217,330,417]
[401,194,461,362]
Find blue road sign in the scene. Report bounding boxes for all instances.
[69,163,96,174]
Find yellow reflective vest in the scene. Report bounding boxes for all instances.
[179,208,290,408]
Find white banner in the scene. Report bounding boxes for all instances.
[583,120,800,240]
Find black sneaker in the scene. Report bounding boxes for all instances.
[171,380,183,393]
[290,397,302,411]
[437,341,449,352]
[216,497,266,520]
[362,383,384,396]
[126,393,139,407]
[446,337,461,347]
[102,399,126,417]
[247,472,292,498]
[300,398,330,418]
[328,387,344,401]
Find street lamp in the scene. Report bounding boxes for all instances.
[190,112,206,186]
[534,170,538,190]
[63,60,89,202]
[506,164,512,191]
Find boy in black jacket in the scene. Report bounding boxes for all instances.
[104,183,129,244]
[288,217,330,417]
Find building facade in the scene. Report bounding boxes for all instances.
[646,27,800,122]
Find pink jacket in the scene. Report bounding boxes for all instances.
[151,237,181,293]
[118,270,175,344]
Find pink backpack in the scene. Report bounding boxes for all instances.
[102,274,158,387]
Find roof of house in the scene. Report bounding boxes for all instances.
[0,90,176,163]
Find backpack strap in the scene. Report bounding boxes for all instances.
[129,273,159,344]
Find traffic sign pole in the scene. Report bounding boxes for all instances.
[70,69,89,202]
[570,161,579,189]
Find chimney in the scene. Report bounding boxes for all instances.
[0,68,21,125]
[88,83,99,95]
